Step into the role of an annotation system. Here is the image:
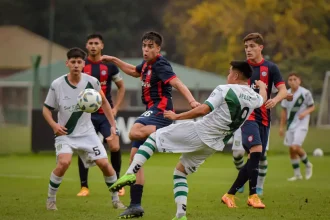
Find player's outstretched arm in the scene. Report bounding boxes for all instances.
[164,104,211,120]
[99,90,117,139]
[169,77,200,108]
[101,55,140,78]
[279,108,287,137]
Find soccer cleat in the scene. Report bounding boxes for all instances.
[109,174,136,192]
[247,194,265,209]
[221,193,237,208]
[112,200,127,209]
[46,199,57,211]
[287,175,303,181]
[118,187,125,196]
[172,216,187,220]
[77,187,89,196]
[305,163,313,180]
[237,185,244,193]
[118,204,144,219]
[256,187,263,196]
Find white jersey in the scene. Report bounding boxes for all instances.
[281,86,314,131]
[44,73,101,137]
[195,84,264,151]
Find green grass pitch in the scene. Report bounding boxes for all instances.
[0,153,330,220]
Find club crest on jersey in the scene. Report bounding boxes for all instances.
[248,135,254,142]
[101,70,107,76]
[261,71,267,77]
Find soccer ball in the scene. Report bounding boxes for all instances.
[77,89,102,113]
[313,148,324,157]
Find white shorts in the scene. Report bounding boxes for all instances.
[284,129,308,147]
[55,133,108,168]
[156,121,216,174]
[232,128,270,151]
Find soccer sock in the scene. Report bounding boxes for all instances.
[228,160,249,195]
[104,175,119,201]
[232,151,245,170]
[256,155,268,189]
[248,152,262,195]
[173,169,188,218]
[78,156,89,188]
[130,184,144,205]
[126,135,156,174]
[110,149,122,179]
[300,153,312,167]
[48,172,63,201]
[290,158,301,176]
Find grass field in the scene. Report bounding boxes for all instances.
[0,153,330,220]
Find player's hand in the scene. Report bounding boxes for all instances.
[52,123,67,136]
[298,112,307,120]
[101,55,114,63]
[189,100,201,109]
[112,107,118,117]
[286,93,293,101]
[279,127,285,137]
[265,99,278,109]
[255,80,267,89]
[106,127,117,141]
[164,110,178,120]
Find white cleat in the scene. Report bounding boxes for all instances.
[112,200,127,209]
[305,163,313,180]
[287,175,303,181]
[46,200,57,210]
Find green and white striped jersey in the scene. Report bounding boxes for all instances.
[195,84,264,151]
[281,86,314,131]
[44,73,101,137]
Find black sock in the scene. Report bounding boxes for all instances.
[110,149,122,178]
[248,152,262,195]
[228,160,249,195]
[78,156,89,188]
[130,184,144,205]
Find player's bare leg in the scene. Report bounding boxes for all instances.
[296,146,313,180]
[129,123,156,141]
[94,158,126,209]
[287,146,303,181]
[47,153,72,210]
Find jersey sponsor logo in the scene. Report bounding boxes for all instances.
[248,135,254,142]
[250,83,268,90]
[101,70,107,76]
[64,104,81,112]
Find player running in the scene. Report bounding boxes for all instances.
[76,33,126,200]
[101,31,200,218]
[280,73,314,181]
[109,61,267,220]
[43,48,125,210]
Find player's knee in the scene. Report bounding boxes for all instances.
[108,141,120,152]
[233,150,245,158]
[129,129,142,141]
[250,145,262,153]
[57,159,71,171]
[290,145,299,153]
[95,158,109,171]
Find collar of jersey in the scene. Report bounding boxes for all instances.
[87,57,102,64]
[247,58,265,66]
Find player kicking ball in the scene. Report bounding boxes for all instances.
[109,61,267,220]
[280,73,314,181]
[43,48,125,210]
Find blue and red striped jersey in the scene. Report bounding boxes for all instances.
[247,59,284,126]
[83,58,120,113]
[136,55,176,111]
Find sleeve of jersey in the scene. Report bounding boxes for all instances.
[271,64,285,88]
[91,77,101,92]
[135,61,145,74]
[204,86,223,111]
[44,82,57,111]
[110,65,123,82]
[281,99,287,108]
[155,61,177,84]
[306,91,314,106]
[256,94,264,108]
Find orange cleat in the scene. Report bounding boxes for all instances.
[221,193,237,208]
[77,187,89,197]
[247,194,265,209]
[118,187,125,196]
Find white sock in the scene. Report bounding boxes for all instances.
[126,134,156,174]
[291,158,302,176]
[173,169,188,218]
[256,155,267,189]
[104,175,119,201]
[48,172,63,201]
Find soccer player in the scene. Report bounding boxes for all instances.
[280,73,314,181]
[109,61,267,220]
[43,48,125,210]
[101,31,200,218]
[222,33,287,208]
[76,33,126,199]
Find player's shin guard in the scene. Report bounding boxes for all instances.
[301,153,312,167]
[256,155,267,189]
[233,150,245,170]
[48,172,63,201]
[248,152,262,195]
[126,134,156,174]
[173,169,188,219]
[228,160,249,195]
[104,175,119,201]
